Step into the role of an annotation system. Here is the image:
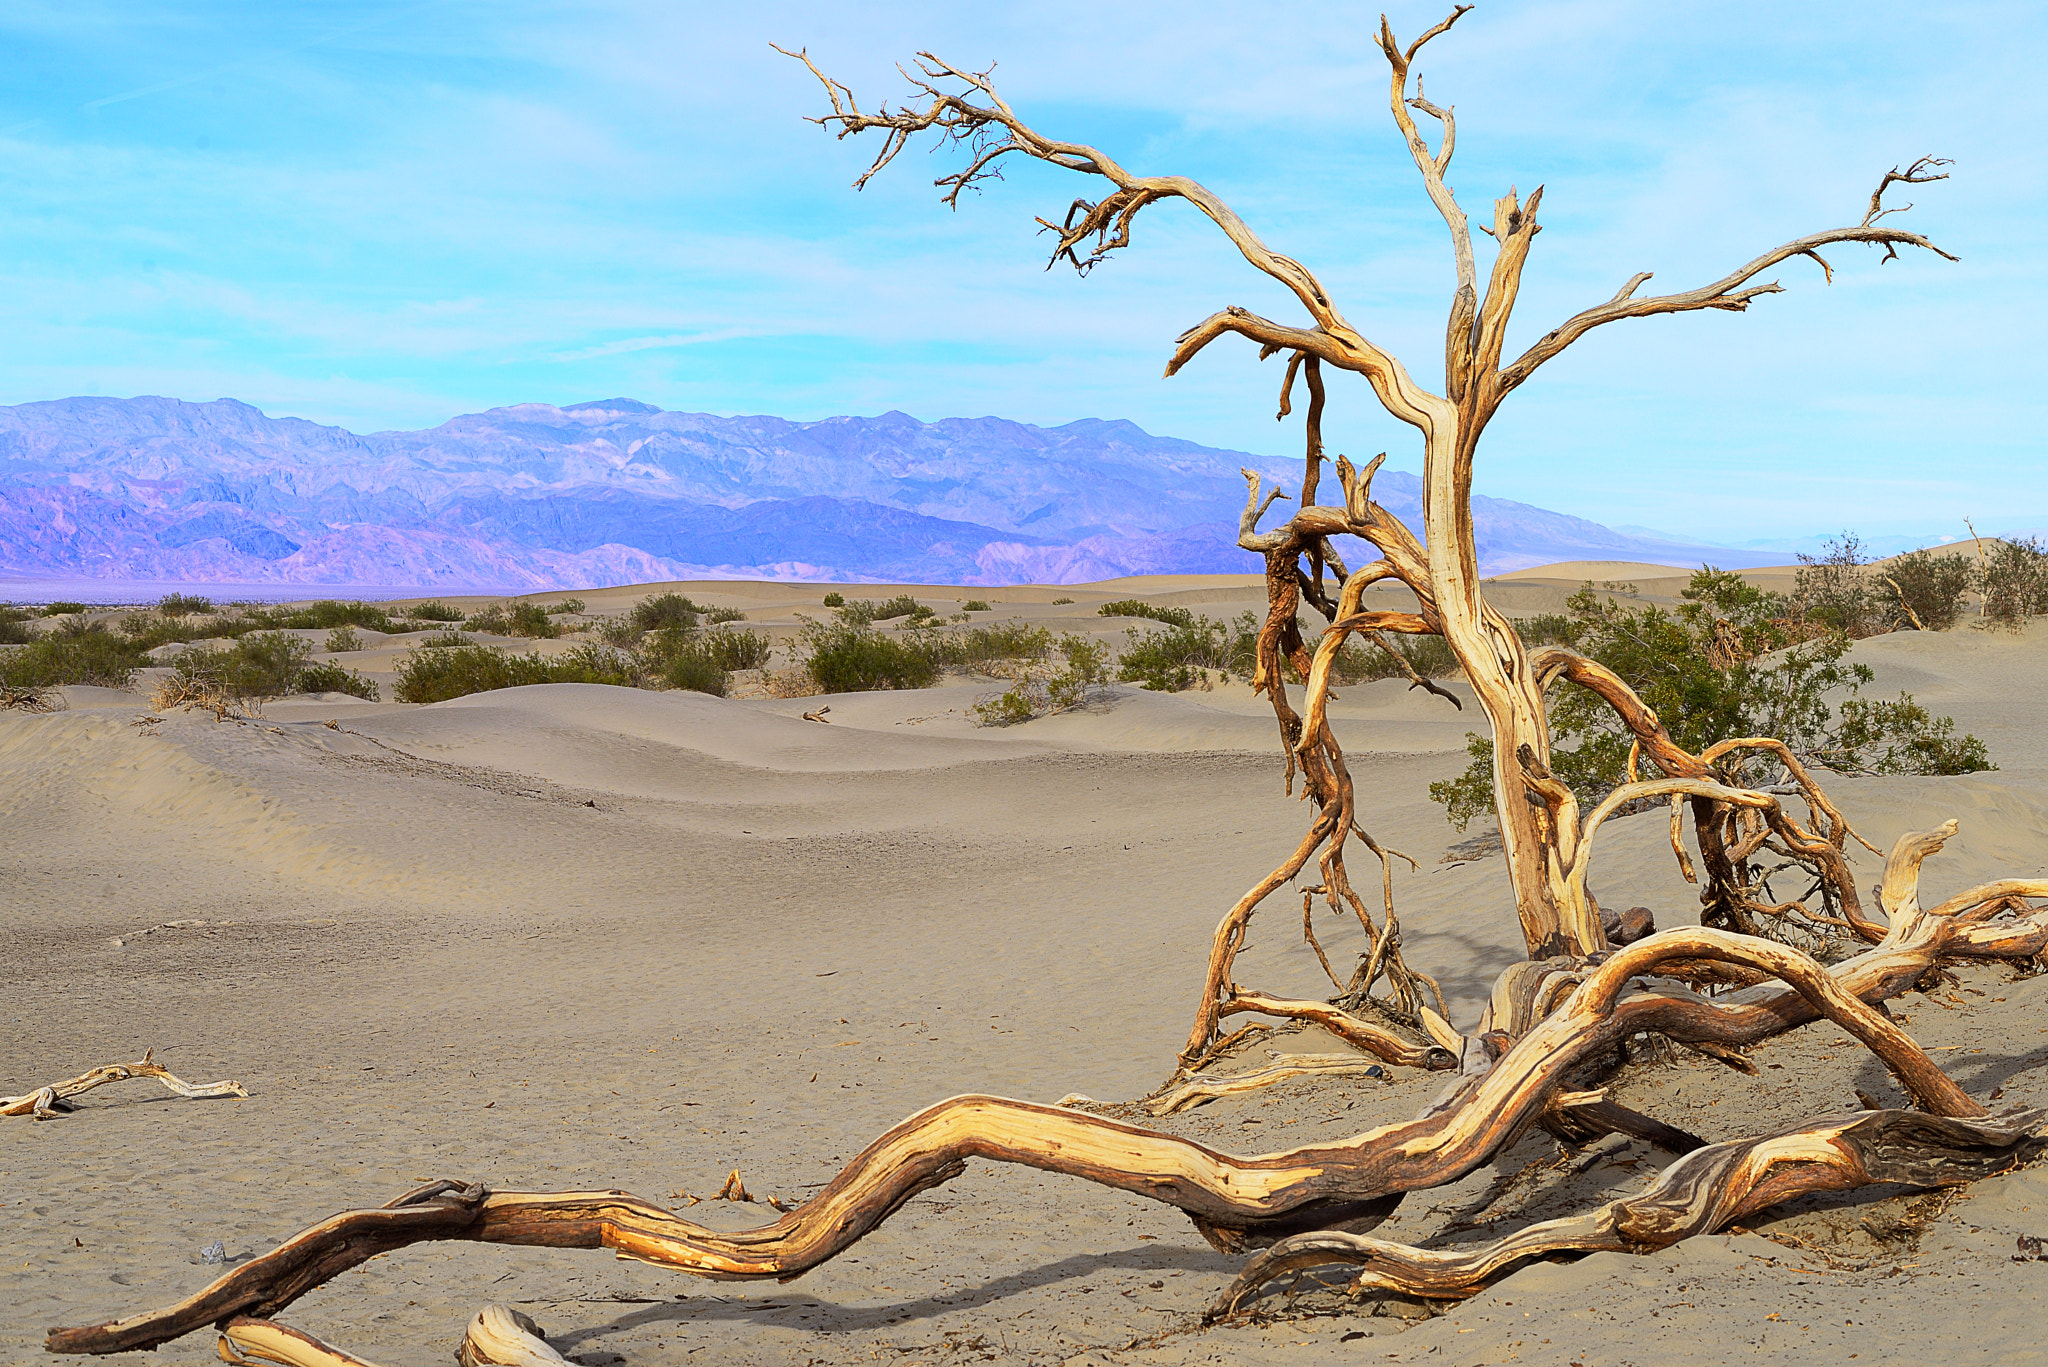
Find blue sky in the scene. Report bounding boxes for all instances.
[1,1,2041,545]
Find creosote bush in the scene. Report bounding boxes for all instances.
[821,591,846,608]
[40,601,89,617]
[799,620,942,692]
[973,635,1110,725]
[464,603,559,638]
[0,621,147,689]
[706,606,747,624]
[393,643,637,704]
[1881,548,1974,631]
[630,593,702,633]
[157,593,215,616]
[170,632,378,705]
[406,601,465,622]
[1430,569,1990,829]
[1099,599,1196,628]
[0,605,34,646]
[1982,537,2048,627]
[545,598,587,615]
[325,626,364,654]
[961,599,992,612]
[1115,611,1259,691]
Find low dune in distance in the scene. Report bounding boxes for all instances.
[6,570,2048,1366]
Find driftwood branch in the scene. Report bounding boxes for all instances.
[1210,1107,2044,1317]
[2,1049,246,1119]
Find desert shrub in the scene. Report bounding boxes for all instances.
[1051,596,1074,605]
[167,631,375,703]
[1982,537,2048,627]
[945,621,1053,674]
[326,626,364,653]
[705,605,747,624]
[1792,533,1880,638]
[464,603,559,638]
[974,635,1110,725]
[701,628,772,671]
[0,606,33,645]
[406,600,465,622]
[1514,613,1579,646]
[837,593,926,625]
[418,630,473,649]
[822,591,846,608]
[630,593,702,633]
[0,622,147,688]
[393,643,636,703]
[545,597,587,615]
[42,602,89,616]
[1098,599,1196,628]
[1877,549,1973,631]
[594,615,643,648]
[1429,569,1991,828]
[639,627,771,692]
[1115,612,1259,691]
[157,593,215,616]
[295,662,379,701]
[249,600,398,633]
[961,599,992,613]
[800,620,942,692]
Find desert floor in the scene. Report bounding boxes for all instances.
[6,574,2048,1367]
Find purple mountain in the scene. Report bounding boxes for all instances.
[0,396,1782,590]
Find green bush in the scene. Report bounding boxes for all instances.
[961,599,992,613]
[594,615,643,648]
[170,631,377,702]
[1877,549,1973,631]
[294,662,379,701]
[1982,537,2048,627]
[464,603,559,638]
[254,600,398,633]
[157,593,215,616]
[1427,569,1992,829]
[326,626,364,653]
[800,621,942,692]
[406,600,465,622]
[822,591,846,608]
[944,621,1053,674]
[545,597,587,615]
[835,594,928,627]
[1098,599,1196,628]
[973,635,1111,725]
[638,627,771,693]
[419,630,473,649]
[1115,612,1259,691]
[0,606,33,646]
[705,606,747,624]
[0,623,147,688]
[393,643,637,703]
[1792,533,1880,638]
[1051,596,1074,605]
[42,602,89,616]
[630,593,702,633]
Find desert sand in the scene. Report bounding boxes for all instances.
[5,575,2048,1367]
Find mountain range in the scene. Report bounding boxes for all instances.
[0,396,1793,591]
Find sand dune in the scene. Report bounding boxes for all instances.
[5,598,2047,1367]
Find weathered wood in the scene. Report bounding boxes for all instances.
[2,1049,245,1119]
[1145,1054,1391,1116]
[458,1306,571,1367]
[1209,1107,2044,1317]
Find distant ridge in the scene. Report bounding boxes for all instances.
[0,396,1791,591]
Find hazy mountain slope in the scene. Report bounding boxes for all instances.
[0,396,1781,589]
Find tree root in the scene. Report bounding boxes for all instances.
[1,1049,246,1119]
[1206,1106,2046,1319]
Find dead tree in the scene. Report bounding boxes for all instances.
[47,11,2047,1359]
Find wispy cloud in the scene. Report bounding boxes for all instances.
[548,329,762,362]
